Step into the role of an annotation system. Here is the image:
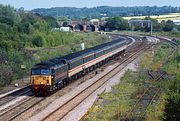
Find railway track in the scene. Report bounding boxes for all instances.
[42,41,152,121]
[0,86,31,108]
[122,87,161,121]
[121,71,165,121]
[0,96,45,121]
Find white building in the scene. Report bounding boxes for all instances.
[173,20,180,25]
[60,27,70,32]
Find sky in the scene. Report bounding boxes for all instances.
[0,0,180,10]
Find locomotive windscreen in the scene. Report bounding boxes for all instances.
[31,69,52,75]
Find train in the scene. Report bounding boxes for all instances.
[30,37,131,96]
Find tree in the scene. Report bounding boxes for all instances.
[62,21,68,27]
[144,17,163,32]
[0,64,13,86]
[0,49,8,64]
[0,4,21,26]
[32,34,45,47]
[105,17,128,30]
[31,6,180,19]
[164,93,180,121]
[164,75,180,121]
[177,25,180,31]
[18,22,33,34]
[163,20,175,31]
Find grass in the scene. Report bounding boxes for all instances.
[123,13,180,22]
[163,49,180,75]
[113,30,180,40]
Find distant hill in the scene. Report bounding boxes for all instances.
[31,6,180,19]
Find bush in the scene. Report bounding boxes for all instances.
[0,49,8,64]
[32,35,45,47]
[164,93,180,121]
[0,64,13,86]
[163,20,175,32]
[171,29,180,35]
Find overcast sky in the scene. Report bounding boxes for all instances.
[0,0,180,10]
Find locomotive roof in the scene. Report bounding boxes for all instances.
[33,61,55,68]
[33,57,65,69]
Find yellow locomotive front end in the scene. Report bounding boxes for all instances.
[31,68,52,96]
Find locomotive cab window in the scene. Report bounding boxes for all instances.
[31,69,41,75]
[31,69,52,75]
[41,69,51,75]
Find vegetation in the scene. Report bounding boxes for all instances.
[33,6,180,37]
[0,4,110,86]
[32,32,110,62]
[32,6,180,19]
[123,13,180,22]
[139,42,180,121]
[82,42,179,121]
[104,16,180,35]
[163,50,180,121]
[105,17,128,31]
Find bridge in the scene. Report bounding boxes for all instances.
[67,20,106,32]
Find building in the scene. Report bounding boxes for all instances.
[173,20,180,25]
[60,27,70,32]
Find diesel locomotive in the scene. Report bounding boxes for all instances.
[30,38,130,96]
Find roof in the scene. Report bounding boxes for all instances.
[62,48,94,60]
[32,38,127,69]
[62,38,126,60]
